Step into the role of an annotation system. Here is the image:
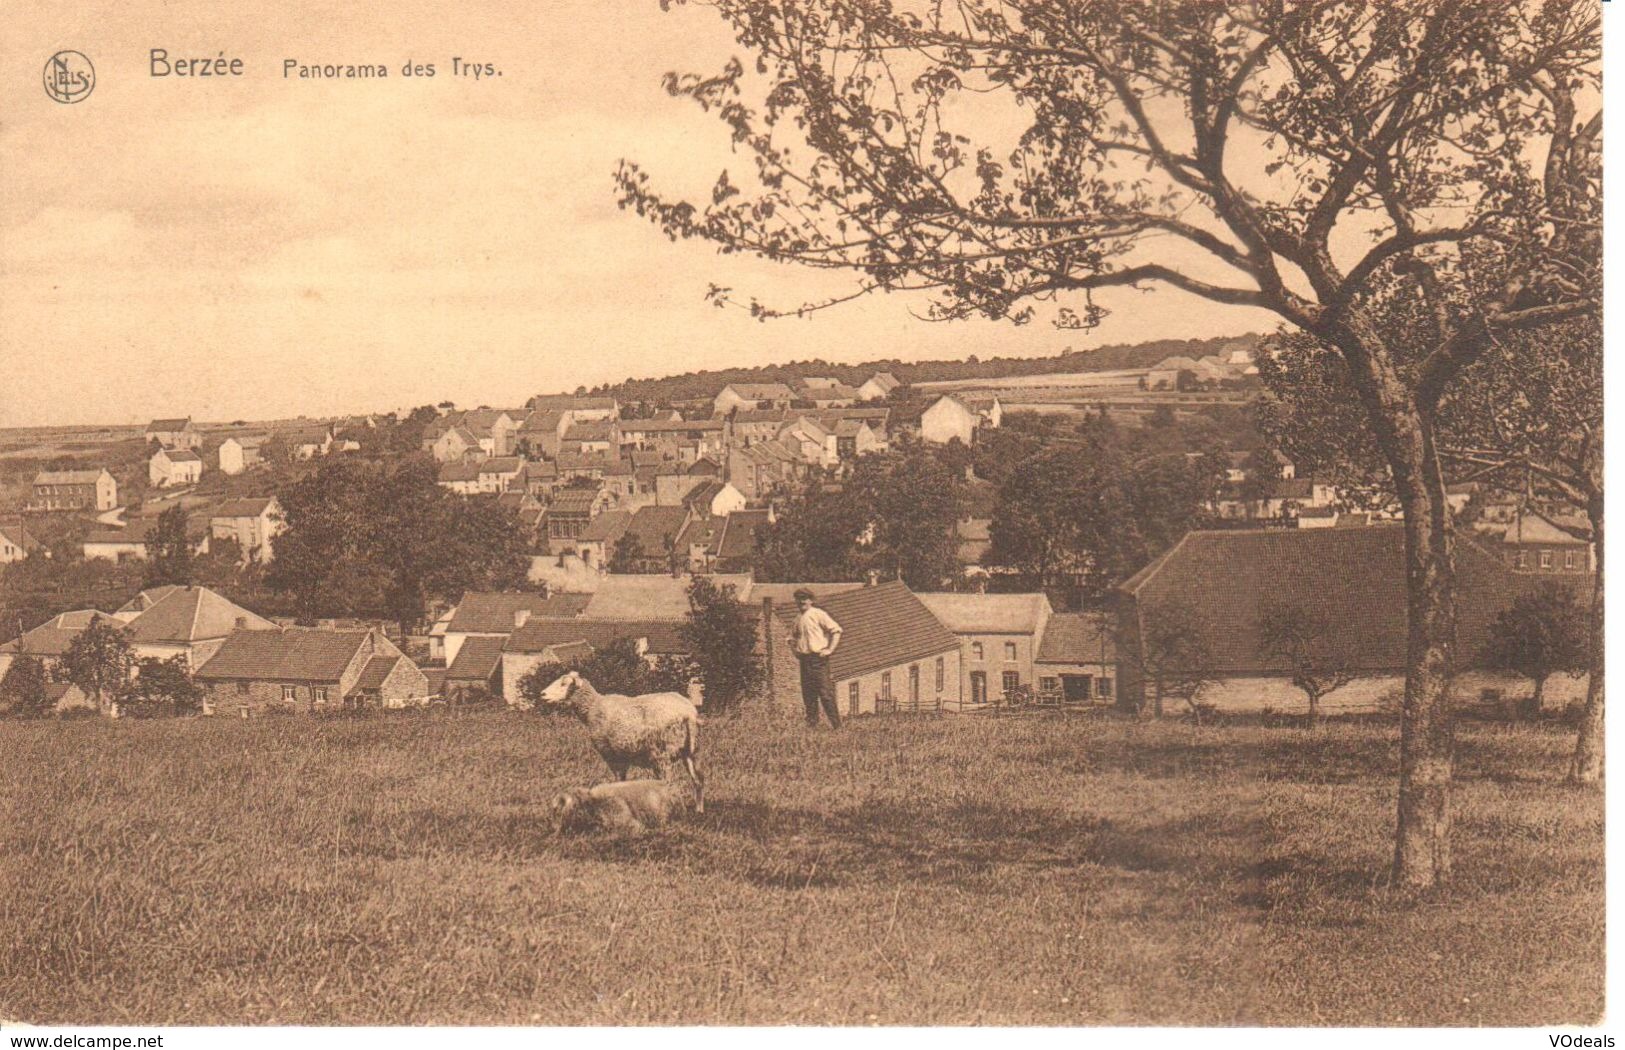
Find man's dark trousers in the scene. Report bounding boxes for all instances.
[798,653,841,727]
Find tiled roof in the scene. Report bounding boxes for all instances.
[1037,612,1115,664]
[547,488,601,514]
[350,654,403,692]
[580,509,633,543]
[625,419,723,434]
[422,668,448,696]
[917,592,1051,634]
[85,517,208,545]
[195,629,369,683]
[688,458,720,476]
[447,592,588,634]
[1,610,124,656]
[526,395,618,411]
[438,461,482,483]
[212,497,276,518]
[446,635,506,683]
[159,448,202,463]
[0,523,39,552]
[865,372,900,392]
[148,418,191,431]
[520,409,566,433]
[729,409,789,424]
[34,469,108,485]
[125,586,277,644]
[505,619,667,654]
[564,420,616,441]
[1503,513,1589,546]
[750,582,863,606]
[773,581,959,681]
[721,382,796,400]
[675,513,724,554]
[623,506,691,553]
[581,574,752,621]
[479,457,523,476]
[1119,526,1575,675]
[716,509,771,560]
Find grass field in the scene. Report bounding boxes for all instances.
[0,709,1603,1026]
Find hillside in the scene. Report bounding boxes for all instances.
[576,333,1265,404]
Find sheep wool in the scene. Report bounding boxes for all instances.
[544,672,706,812]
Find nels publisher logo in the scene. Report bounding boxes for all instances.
[43,50,94,103]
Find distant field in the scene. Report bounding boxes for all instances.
[0,710,1602,1026]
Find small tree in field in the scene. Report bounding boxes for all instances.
[681,576,764,713]
[0,656,50,717]
[59,620,134,713]
[1483,586,1589,720]
[1135,603,1212,721]
[1256,604,1357,729]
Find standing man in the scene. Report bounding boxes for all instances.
[789,588,843,728]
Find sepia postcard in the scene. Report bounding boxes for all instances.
[0,0,1608,1040]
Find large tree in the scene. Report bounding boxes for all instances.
[617,1,1600,886]
[144,505,195,588]
[59,619,134,713]
[680,576,766,712]
[268,459,531,634]
[1482,585,1589,721]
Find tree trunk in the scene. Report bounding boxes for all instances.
[1570,494,1604,784]
[1524,676,1546,721]
[1390,426,1457,890]
[1306,692,1320,730]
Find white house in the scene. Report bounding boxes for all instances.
[858,372,901,401]
[149,447,203,487]
[0,523,38,563]
[209,497,284,562]
[145,418,201,449]
[920,394,1002,445]
[713,382,797,417]
[218,435,265,475]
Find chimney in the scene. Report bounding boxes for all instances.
[514,609,531,629]
[234,616,247,630]
[964,465,976,482]
[866,569,880,587]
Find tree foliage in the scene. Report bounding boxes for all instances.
[59,619,134,712]
[266,459,531,633]
[144,505,195,588]
[1257,604,1357,727]
[1483,585,1589,719]
[679,576,764,713]
[125,655,206,716]
[0,656,50,717]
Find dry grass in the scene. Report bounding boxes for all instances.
[0,708,1602,1026]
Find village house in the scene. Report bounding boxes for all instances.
[441,591,591,666]
[710,507,772,574]
[575,509,633,570]
[277,425,333,461]
[149,446,204,488]
[514,459,558,499]
[561,419,620,456]
[436,460,483,495]
[918,592,1053,708]
[614,505,690,572]
[195,628,428,713]
[683,479,747,519]
[500,621,666,707]
[113,585,280,669]
[727,408,791,446]
[792,378,862,407]
[619,418,726,459]
[217,435,266,475]
[714,382,798,417]
[515,409,568,459]
[0,522,39,564]
[779,417,840,468]
[0,610,125,681]
[83,516,210,562]
[1034,611,1117,702]
[1116,526,1591,716]
[444,635,507,698]
[28,468,118,512]
[1497,512,1593,574]
[525,394,620,422]
[545,486,610,553]
[764,580,962,717]
[920,394,1003,445]
[476,457,524,494]
[145,418,202,450]
[208,497,284,562]
[430,424,482,464]
[832,419,886,460]
[857,371,901,402]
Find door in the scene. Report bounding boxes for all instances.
[970,671,987,704]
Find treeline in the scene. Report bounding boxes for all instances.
[574,333,1264,404]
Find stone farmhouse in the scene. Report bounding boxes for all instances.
[195,628,428,713]
[28,468,118,512]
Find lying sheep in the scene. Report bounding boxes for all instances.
[538,671,706,813]
[549,778,696,836]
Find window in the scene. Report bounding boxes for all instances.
[1566,550,1580,569]
[848,681,860,716]
[935,657,945,692]
[281,685,297,702]
[1040,676,1059,693]
[1099,677,1114,698]
[1004,641,1017,661]
[909,664,920,703]
[1002,671,1020,697]
[313,687,329,704]
[1514,551,1528,569]
[970,642,984,661]
[1539,550,1553,569]
[881,671,892,700]
[236,681,250,695]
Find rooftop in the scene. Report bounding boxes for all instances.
[917,592,1052,635]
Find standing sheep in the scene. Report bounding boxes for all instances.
[538,671,706,812]
[548,779,696,836]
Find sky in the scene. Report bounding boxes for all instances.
[0,0,1273,427]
